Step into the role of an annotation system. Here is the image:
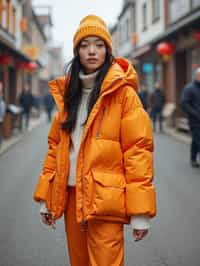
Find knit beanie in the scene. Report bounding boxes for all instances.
[73,14,112,53]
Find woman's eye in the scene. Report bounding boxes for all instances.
[80,44,88,48]
[96,44,104,48]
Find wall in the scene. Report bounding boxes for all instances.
[136,0,165,47]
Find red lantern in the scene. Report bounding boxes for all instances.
[194,31,200,42]
[26,61,37,72]
[0,55,13,65]
[156,42,175,56]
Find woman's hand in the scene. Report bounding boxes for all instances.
[40,213,56,229]
[133,229,148,241]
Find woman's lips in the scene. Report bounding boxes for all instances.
[87,58,98,63]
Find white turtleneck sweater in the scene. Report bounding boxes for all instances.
[40,70,150,230]
[67,70,97,186]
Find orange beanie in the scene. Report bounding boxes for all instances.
[73,15,112,52]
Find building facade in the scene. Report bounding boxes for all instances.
[111,0,200,130]
[117,0,136,59]
[152,0,200,129]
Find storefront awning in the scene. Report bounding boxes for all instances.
[0,40,32,62]
[131,44,151,58]
[0,40,42,68]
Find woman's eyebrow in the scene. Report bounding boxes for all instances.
[82,38,103,43]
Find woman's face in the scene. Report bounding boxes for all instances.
[79,36,106,74]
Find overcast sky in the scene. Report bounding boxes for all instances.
[33,0,123,60]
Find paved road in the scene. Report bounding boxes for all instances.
[0,125,200,266]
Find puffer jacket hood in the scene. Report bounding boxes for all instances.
[48,58,138,113]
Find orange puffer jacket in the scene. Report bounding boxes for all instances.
[33,58,156,223]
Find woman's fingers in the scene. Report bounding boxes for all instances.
[40,213,56,229]
[133,229,148,241]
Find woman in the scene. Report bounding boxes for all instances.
[33,15,156,266]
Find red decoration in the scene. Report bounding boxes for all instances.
[0,55,13,65]
[156,42,175,56]
[26,61,37,72]
[194,31,200,42]
[16,61,37,72]
[16,61,27,71]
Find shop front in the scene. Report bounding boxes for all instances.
[0,42,37,138]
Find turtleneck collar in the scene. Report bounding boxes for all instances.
[79,70,99,91]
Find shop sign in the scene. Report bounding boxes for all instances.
[22,45,40,60]
[142,63,154,73]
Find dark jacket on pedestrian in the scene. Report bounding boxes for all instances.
[19,91,33,113]
[0,96,6,123]
[150,89,165,112]
[138,90,149,111]
[43,93,55,111]
[181,81,200,128]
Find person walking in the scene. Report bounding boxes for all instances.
[181,68,200,168]
[138,84,149,111]
[33,15,156,266]
[149,82,165,132]
[0,81,6,148]
[43,92,55,122]
[19,83,33,129]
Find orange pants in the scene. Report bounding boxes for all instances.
[64,187,124,266]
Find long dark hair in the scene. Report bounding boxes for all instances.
[61,47,114,133]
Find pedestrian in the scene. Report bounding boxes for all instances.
[0,81,6,148]
[43,92,55,122]
[181,68,200,168]
[33,14,156,266]
[138,83,149,111]
[149,81,165,132]
[19,83,33,129]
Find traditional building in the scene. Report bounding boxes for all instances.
[152,0,200,130]
[116,0,137,59]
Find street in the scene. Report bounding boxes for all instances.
[0,124,200,266]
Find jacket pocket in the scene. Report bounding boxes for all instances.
[90,171,126,217]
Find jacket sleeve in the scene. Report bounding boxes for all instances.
[121,87,156,218]
[181,86,200,121]
[33,113,60,202]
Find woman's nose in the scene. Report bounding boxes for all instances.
[88,44,96,54]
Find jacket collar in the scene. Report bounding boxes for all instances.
[48,57,138,113]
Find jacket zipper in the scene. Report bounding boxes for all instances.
[80,108,105,229]
[96,106,106,139]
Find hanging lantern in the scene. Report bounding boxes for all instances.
[20,17,28,33]
[0,55,13,66]
[156,42,175,56]
[194,31,200,42]
[156,42,175,62]
[26,61,37,72]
